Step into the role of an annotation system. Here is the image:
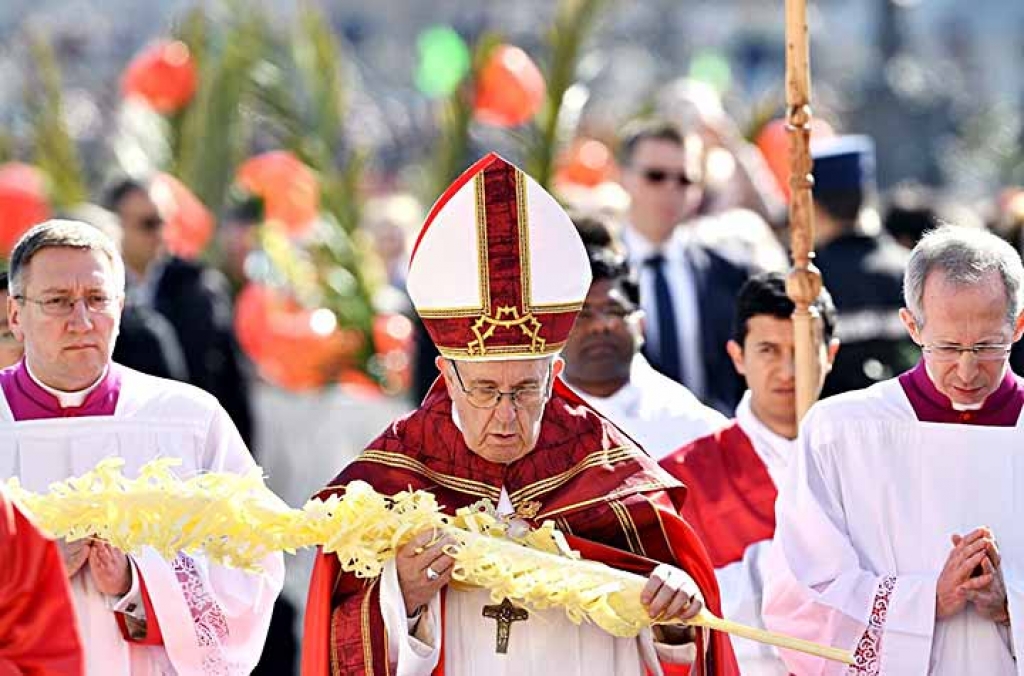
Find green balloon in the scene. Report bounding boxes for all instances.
[415,26,471,98]
[689,51,732,94]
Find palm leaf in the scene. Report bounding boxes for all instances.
[24,32,88,208]
[525,0,609,188]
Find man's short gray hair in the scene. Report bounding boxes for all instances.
[9,219,126,297]
[903,224,1024,326]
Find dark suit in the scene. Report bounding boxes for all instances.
[149,257,254,446]
[817,232,918,397]
[684,244,753,413]
[113,303,190,382]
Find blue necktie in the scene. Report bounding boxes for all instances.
[644,253,683,383]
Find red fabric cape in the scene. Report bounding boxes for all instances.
[658,422,777,569]
[0,494,84,676]
[302,378,738,675]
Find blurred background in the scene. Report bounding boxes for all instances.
[0,0,1022,672]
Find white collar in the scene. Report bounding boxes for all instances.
[734,390,796,483]
[25,360,108,408]
[621,224,690,265]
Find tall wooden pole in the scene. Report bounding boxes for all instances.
[784,0,824,422]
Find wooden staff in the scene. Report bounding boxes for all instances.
[784,0,824,422]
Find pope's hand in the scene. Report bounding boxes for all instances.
[936,528,994,620]
[396,529,456,615]
[57,538,92,578]
[642,563,704,630]
[88,541,132,597]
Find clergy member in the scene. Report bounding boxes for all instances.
[0,488,84,675]
[562,215,727,459]
[660,272,838,674]
[0,220,283,675]
[764,224,1024,675]
[303,154,738,676]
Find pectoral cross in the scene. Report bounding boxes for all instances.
[481,598,528,654]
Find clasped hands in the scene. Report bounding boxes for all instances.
[395,529,704,643]
[57,537,132,597]
[936,526,1008,624]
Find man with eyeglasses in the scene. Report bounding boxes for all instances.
[0,220,283,674]
[763,225,1024,675]
[617,118,753,415]
[303,154,739,675]
[562,215,726,460]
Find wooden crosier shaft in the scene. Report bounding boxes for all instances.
[785,0,824,422]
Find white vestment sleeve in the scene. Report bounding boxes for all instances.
[134,401,284,674]
[379,558,441,676]
[763,415,937,675]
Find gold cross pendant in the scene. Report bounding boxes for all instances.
[481,598,529,654]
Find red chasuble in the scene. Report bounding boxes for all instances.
[302,379,739,676]
[658,423,777,570]
[0,493,84,676]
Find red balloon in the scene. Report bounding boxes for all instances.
[235,151,320,236]
[121,40,198,114]
[474,45,546,127]
[149,173,214,259]
[0,163,49,256]
[755,118,835,200]
[235,284,363,391]
[555,138,617,187]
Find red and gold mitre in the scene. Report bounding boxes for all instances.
[407,153,590,361]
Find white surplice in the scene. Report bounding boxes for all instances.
[713,393,792,676]
[571,354,727,461]
[376,487,697,676]
[0,367,284,676]
[763,377,1024,675]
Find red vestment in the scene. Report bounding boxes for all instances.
[0,493,84,676]
[302,379,738,676]
[658,422,777,570]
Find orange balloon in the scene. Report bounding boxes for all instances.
[0,163,49,256]
[235,283,363,391]
[474,45,546,127]
[235,151,320,236]
[149,173,214,259]
[121,40,198,114]
[755,118,835,200]
[555,138,618,187]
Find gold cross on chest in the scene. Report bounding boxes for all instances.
[481,598,529,654]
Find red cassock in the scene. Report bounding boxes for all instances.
[0,494,84,676]
[658,422,777,571]
[302,380,739,676]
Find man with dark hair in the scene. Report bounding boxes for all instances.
[103,178,253,444]
[660,271,839,675]
[562,215,726,459]
[811,135,917,396]
[617,118,752,414]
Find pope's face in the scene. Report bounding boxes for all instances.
[901,269,1024,408]
[438,356,560,465]
[9,247,124,391]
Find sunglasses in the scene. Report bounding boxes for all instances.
[640,168,693,187]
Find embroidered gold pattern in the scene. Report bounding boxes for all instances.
[467,306,546,356]
[358,450,502,501]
